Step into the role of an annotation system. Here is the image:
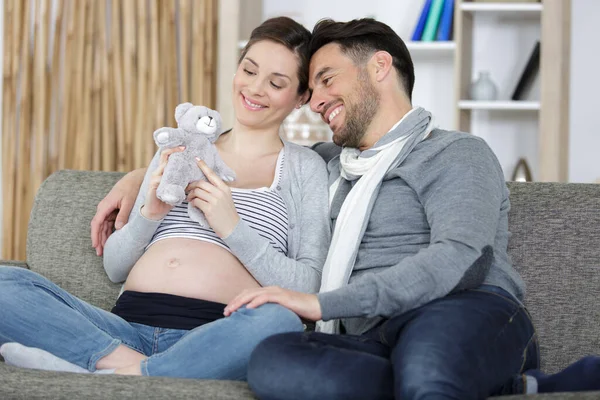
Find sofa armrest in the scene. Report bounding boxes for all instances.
[0,260,29,269]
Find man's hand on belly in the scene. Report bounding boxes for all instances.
[224,287,322,322]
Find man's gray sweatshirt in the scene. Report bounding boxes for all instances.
[317,129,525,335]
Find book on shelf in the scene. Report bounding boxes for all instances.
[411,0,454,42]
[436,0,454,41]
[411,0,433,41]
[421,0,445,41]
[511,41,540,101]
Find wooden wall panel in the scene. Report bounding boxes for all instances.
[2,0,218,260]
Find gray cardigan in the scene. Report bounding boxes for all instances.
[103,140,331,294]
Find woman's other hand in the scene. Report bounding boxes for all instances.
[187,159,240,238]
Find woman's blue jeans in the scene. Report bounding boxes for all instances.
[0,266,303,379]
[248,285,539,400]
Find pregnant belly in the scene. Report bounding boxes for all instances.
[123,238,260,304]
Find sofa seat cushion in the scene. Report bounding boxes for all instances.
[0,362,256,399]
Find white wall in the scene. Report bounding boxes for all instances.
[569,0,600,183]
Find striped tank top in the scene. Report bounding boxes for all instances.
[147,149,288,254]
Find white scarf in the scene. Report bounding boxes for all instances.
[317,107,433,334]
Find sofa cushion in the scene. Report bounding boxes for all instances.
[3,362,600,399]
[26,170,126,311]
[0,362,256,399]
[507,182,600,374]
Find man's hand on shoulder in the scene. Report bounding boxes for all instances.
[224,287,322,321]
[91,168,146,256]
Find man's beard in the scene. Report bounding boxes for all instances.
[332,70,380,148]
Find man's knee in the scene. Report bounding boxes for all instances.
[248,332,313,400]
[397,365,472,400]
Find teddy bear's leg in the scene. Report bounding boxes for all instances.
[156,156,188,205]
[187,202,208,227]
[157,184,185,206]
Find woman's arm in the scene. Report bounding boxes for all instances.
[222,151,331,293]
[102,148,180,282]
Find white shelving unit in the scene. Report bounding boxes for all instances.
[460,2,543,13]
[454,0,570,182]
[406,41,456,52]
[458,100,540,110]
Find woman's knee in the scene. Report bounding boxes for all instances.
[0,267,51,304]
[0,267,42,294]
[238,303,303,334]
[0,266,37,282]
[0,268,36,310]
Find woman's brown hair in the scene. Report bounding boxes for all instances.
[239,17,311,95]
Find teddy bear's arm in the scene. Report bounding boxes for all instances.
[211,152,236,182]
[153,127,185,149]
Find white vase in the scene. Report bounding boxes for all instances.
[469,71,498,101]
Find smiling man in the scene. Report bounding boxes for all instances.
[229,18,600,400]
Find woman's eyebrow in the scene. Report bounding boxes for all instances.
[245,57,291,81]
[245,57,259,67]
[272,72,291,80]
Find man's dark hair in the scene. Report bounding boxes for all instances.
[239,17,312,95]
[310,18,415,100]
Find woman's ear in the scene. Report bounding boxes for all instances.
[297,91,311,108]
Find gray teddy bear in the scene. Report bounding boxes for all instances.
[153,102,236,226]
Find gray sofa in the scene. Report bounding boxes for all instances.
[1,168,600,399]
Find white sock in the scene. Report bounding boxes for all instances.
[94,368,116,374]
[0,342,90,373]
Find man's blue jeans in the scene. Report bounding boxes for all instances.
[0,266,303,379]
[248,285,539,400]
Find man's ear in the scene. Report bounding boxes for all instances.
[371,51,394,83]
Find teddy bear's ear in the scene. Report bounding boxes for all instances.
[174,102,194,123]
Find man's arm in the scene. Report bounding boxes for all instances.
[91,168,146,256]
[318,138,506,321]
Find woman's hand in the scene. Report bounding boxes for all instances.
[187,159,240,238]
[91,169,145,256]
[141,147,186,220]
